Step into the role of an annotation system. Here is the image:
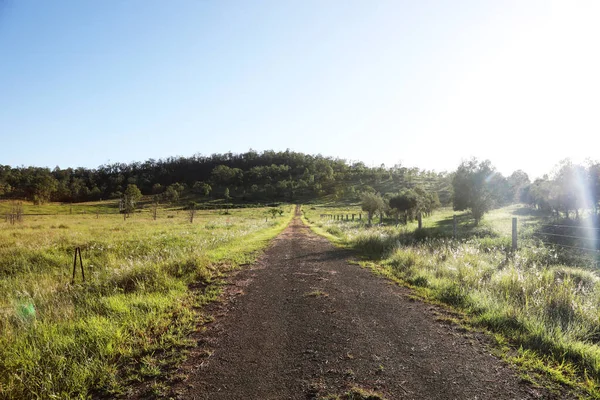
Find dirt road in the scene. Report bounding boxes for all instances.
[175,213,558,399]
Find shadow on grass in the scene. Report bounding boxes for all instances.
[511,206,551,218]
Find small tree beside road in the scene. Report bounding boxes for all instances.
[361,192,385,225]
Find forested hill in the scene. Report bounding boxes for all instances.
[0,150,452,204]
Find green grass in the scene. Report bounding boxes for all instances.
[0,199,120,215]
[303,203,600,398]
[0,205,292,399]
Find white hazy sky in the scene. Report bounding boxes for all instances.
[0,0,599,179]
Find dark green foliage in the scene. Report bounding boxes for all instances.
[0,151,451,205]
[122,184,142,214]
[360,192,385,225]
[192,181,211,197]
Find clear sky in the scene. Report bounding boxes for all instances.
[1,1,599,179]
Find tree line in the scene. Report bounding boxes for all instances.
[2,150,596,225]
[0,150,450,205]
[450,158,600,225]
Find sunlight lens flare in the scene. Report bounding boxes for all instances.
[572,168,597,249]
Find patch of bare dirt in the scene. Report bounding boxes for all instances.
[171,213,565,399]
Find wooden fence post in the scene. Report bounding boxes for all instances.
[512,217,518,251]
[418,213,422,229]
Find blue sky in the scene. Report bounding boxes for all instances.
[1,1,599,179]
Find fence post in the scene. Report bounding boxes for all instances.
[71,247,85,284]
[512,217,518,251]
[418,213,422,229]
[352,214,355,221]
[359,213,362,220]
[453,215,457,238]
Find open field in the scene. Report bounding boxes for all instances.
[303,204,600,397]
[0,206,292,399]
[0,199,120,215]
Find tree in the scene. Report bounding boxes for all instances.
[452,159,497,225]
[192,181,211,197]
[123,184,142,214]
[163,183,184,203]
[163,186,179,203]
[507,170,530,203]
[589,163,600,215]
[211,165,242,185]
[187,201,197,223]
[151,183,163,194]
[27,170,58,204]
[360,192,385,225]
[0,181,12,197]
[389,190,418,224]
[224,187,231,201]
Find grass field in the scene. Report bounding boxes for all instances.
[0,205,292,399]
[303,203,600,397]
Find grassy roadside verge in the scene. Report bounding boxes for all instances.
[0,206,293,399]
[301,205,600,399]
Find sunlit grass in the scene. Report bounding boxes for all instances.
[303,203,600,397]
[0,206,292,399]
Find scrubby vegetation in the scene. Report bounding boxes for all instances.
[0,206,291,399]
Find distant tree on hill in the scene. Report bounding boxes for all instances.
[211,165,242,186]
[152,183,163,194]
[361,192,385,225]
[193,181,212,197]
[28,170,58,205]
[163,185,179,203]
[163,183,185,203]
[0,181,11,196]
[123,184,142,214]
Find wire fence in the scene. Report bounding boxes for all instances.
[522,221,600,268]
